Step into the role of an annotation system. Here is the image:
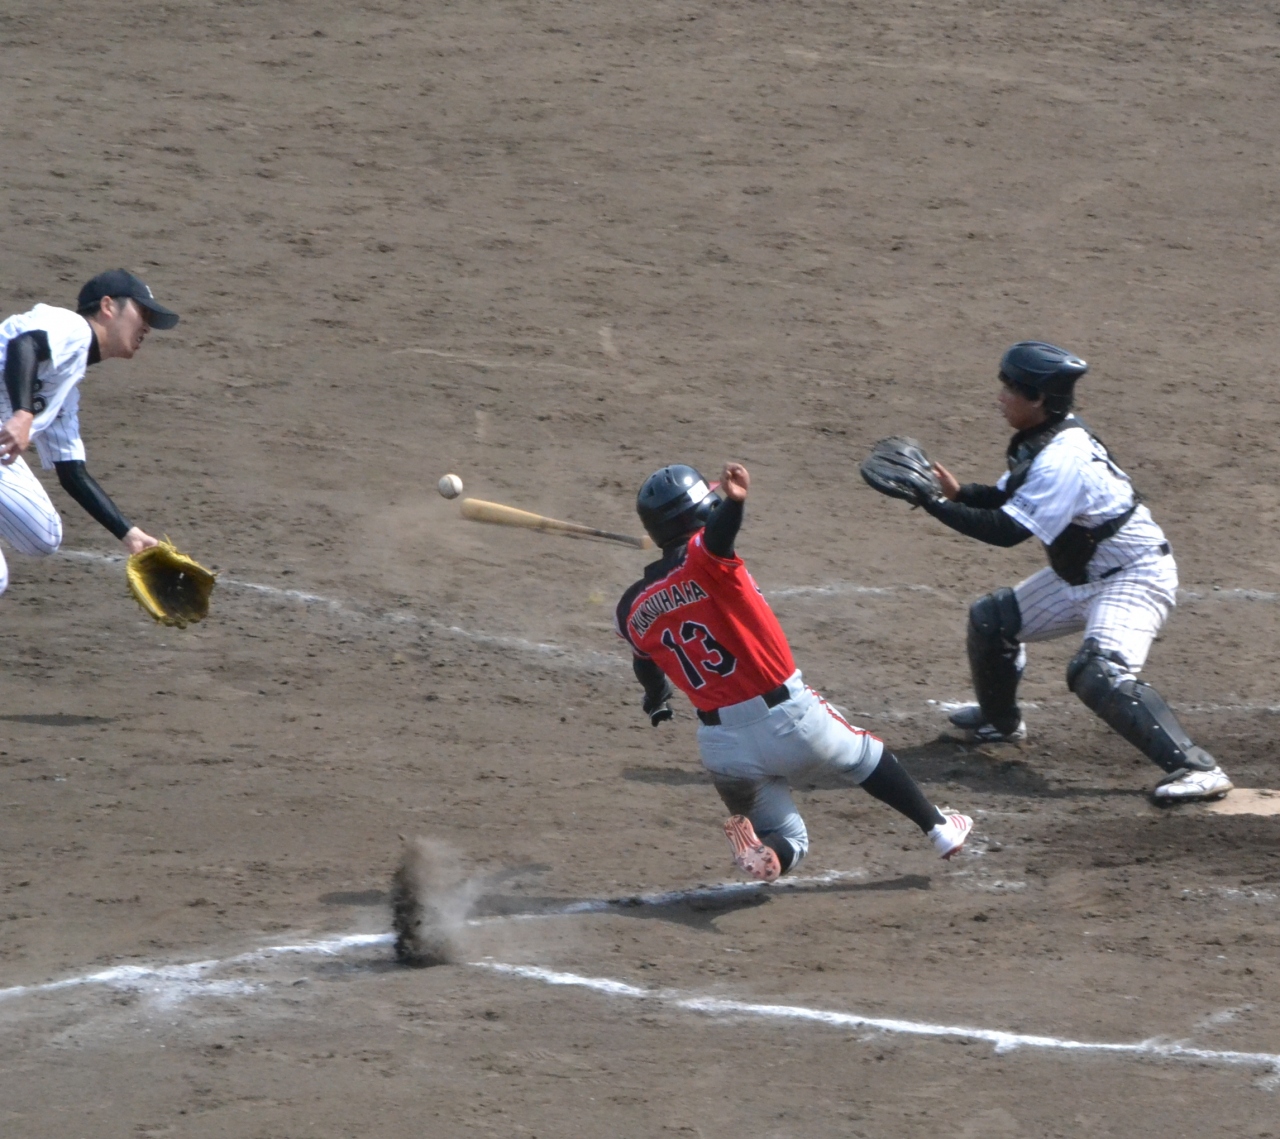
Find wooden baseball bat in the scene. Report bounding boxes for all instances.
[460,497,654,549]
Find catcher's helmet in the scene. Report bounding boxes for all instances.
[636,464,719,549]
[999,341,1087,414]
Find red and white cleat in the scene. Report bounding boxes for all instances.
[723,815,782,882]
[929,812,973,860]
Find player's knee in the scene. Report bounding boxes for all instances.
[0,559,8,597]
[14,513,62,557]
[30,526,62,557]
[712,776,758,819]
[44,512,63,555]
[1067,637,1132,712]
[967,587,1022,651]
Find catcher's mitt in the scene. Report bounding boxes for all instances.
[860,437,942,505]
[126,541,217,628]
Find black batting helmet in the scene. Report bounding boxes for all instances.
[999,341,1088,415]
[636,464,719,549]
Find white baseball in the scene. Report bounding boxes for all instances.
[437,473,464,499]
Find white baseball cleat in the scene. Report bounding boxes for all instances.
[929,812,974,860]
[723,815,782,882]
[1152,765,1233,803]
[948,703,1027,743]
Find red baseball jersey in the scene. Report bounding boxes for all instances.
[615,529,796,711]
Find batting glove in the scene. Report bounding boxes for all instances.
[647,702,674,727]
[643,686,675,727]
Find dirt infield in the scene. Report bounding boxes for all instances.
[2,0,1279,1134]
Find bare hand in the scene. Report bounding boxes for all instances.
[720,462,749,502]
[0,411,34,465]
[121,527,160,555]
[932,462,960,502]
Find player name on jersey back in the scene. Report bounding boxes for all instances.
[627,579,709,638]
[617,531,796,711]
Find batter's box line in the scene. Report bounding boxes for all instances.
[0,874,864,1008]
[3,924,1277,1088]
[771,581,1280,605]
[928,697,1280,718]
[477,962,1280,1088]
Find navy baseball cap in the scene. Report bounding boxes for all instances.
[77,269,180,330]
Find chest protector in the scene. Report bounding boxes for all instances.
[1005,415,1138,586]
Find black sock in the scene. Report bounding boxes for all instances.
[859,751,945,833]
[761,833,798,874]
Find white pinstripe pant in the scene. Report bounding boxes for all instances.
[1013,553,1179,673]
[0,456,63,597]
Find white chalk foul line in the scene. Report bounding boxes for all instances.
[56,549,622,672]
[54,549,1280,699]
[0,874,857,1004]
[4,924,1277,1085]
[392,345,603,378]
[0,933,393,1008]
[478,962,1280,1084]
[771,581,1280,605]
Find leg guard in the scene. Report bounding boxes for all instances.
[967,588,1024,736]
[1067,638,1215,775]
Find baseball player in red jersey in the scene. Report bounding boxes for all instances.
[617,461,972,881]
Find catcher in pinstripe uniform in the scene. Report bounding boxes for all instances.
[899,342,1230,802]
[0,270,179,600]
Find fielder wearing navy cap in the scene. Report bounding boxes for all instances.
[77,269,180,330]
[0,268,185,578]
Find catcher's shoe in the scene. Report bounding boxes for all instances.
[928,812,973,860]
[948,703,1027,743]
[723,815,782,882]
[1152,765,1233,803]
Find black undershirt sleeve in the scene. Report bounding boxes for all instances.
[3,331,45,414]
[633,655,673,709]
[921,496,1033,547]
[54,461,132,540]
[702,497,743,558]
[955,482,1010,510]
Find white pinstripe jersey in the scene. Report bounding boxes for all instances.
[0,304,91,467]
[996,423,1168,577]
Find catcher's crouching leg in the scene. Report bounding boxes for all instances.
[967,588,1025,736]
[713,775,808,875]
[1067,638,1216,775]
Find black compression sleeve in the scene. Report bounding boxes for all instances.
[921,496,1032,547]
[54,461,133,540]
[859,750,945,833]
[633,656,673,708]
[703,497,743,558]
[955,483,1009,509]
[3,331,43,414]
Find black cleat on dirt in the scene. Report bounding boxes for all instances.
[947,703,1027,743]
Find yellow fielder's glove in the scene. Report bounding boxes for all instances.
[126,540,217,628]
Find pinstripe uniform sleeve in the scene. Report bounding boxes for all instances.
[1001,432,1088,543]
[33,385,87,467]
[1,305,92,443]
[1003,427,1156,554]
